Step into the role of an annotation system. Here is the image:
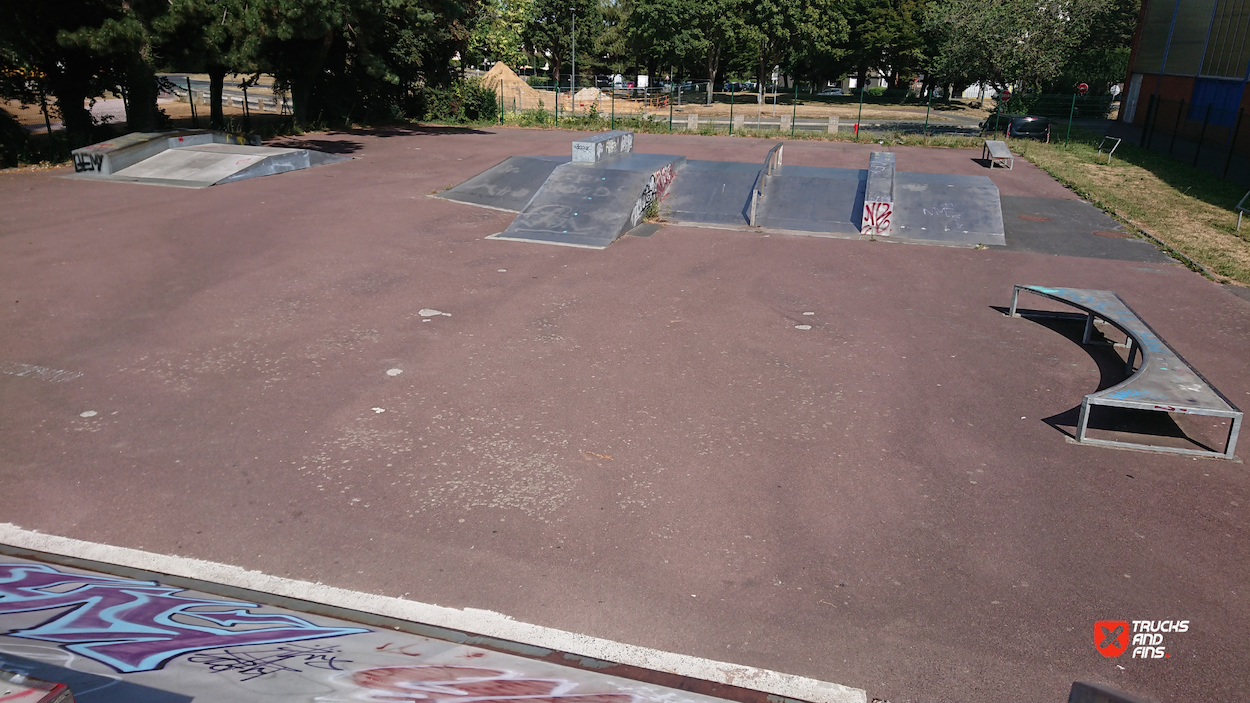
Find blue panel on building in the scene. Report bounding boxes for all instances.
[1188,78,1243,126]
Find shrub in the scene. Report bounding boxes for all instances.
[413,78,499,122]
[867,86,886,97]
[0,110,30,167]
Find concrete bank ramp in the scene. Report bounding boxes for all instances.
[435,155,569,212]
[68,130,349,188]
[490,152,684,249]
[663,159,764,226]
[892,172,1006,246]
[756,165,864,235]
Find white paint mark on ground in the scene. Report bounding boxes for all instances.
[803,312,815,316]
[418,309,450,317]
[0,524,868,703]
[795,325,812,330]
[372,408,386,414]
[497,269,507,272]
[1,362,83,383]
[79,411,97,418]
[386,369,403,376]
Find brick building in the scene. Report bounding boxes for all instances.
[1122,0,1250,159]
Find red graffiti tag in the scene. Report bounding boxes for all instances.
[862,201,892,236]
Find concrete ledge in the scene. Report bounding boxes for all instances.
[572,130,634,163]
[0,524,867,703]
[862,151,895,236]
[1068,681,1154,703]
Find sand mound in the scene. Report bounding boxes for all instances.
[481,62,541,99]
[574,87,601,103]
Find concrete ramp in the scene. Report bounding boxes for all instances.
[663,160,760,226]
[893,172,1006,246]
[756,165,864,235]
[491,153,683,249]
[435,155,569,212]
[68,131,349,188]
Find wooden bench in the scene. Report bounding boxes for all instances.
[983,140,1013,169]
[1009,285,1242,459]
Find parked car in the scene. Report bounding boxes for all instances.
[817,87,845,96]
[980,114,1052,140]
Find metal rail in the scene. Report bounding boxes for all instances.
[1009,284,1242,460]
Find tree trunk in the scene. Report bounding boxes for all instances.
[46,58,95,148]
[208,64,226,129]
[291,31,335,128]
[124,54,159,132]
[705,45,720,105]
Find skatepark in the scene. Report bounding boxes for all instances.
[1,126,1248,703]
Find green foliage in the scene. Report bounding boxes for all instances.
[521,0,603,81]
[924,0,1134,93]
[867,86,885,97]
[0,109,29,167]
[414,78,499,122]
[466,0,532,68]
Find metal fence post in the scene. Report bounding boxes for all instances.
[791,79,797,137]
[1145,93,1155,146]
[186,77,198,128]
[729,86,734,135]
[242,85,250,131]
[923,83,932,138]
[1065,92,1076,148]
[1225,108,1245,178]
[856,84,864,141]
[1194,102,1213,168]
[1139,94,1155,147]
[1168,99,1185,156]
[611,86,615,129]
[669,85,673,131]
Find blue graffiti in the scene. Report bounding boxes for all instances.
[0,563,368,673]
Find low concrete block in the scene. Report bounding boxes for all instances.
[861,151,895,237]
[828,116,840,134]
[687,114,698,131]
[572,130,635,163]
[732,115,745,132]
[780,115,792,133]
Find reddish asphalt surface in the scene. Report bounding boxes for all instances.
[1,128,1248,703]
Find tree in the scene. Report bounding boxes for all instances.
[156,0,258,129]
[465,0,532,69]
[522,0,603,86]
[924,0,1119,94]
[741,0,847,90]
[0,0,117,145]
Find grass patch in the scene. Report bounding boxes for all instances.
[1011,129,1250,286]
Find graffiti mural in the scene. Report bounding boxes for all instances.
[0,563,367,673]
[0,557,763,703]
[628,164,676,228]
[350,665,636,703]
[861,201,892,236]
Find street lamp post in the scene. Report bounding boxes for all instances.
[571,9,576,110]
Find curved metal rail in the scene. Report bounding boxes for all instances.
[1009,284,1242,459]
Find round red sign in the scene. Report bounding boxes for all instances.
[1077,82,1089,96]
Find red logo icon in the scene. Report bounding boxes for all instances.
[1096,620,1129,658]
[1077,83,1089,96]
